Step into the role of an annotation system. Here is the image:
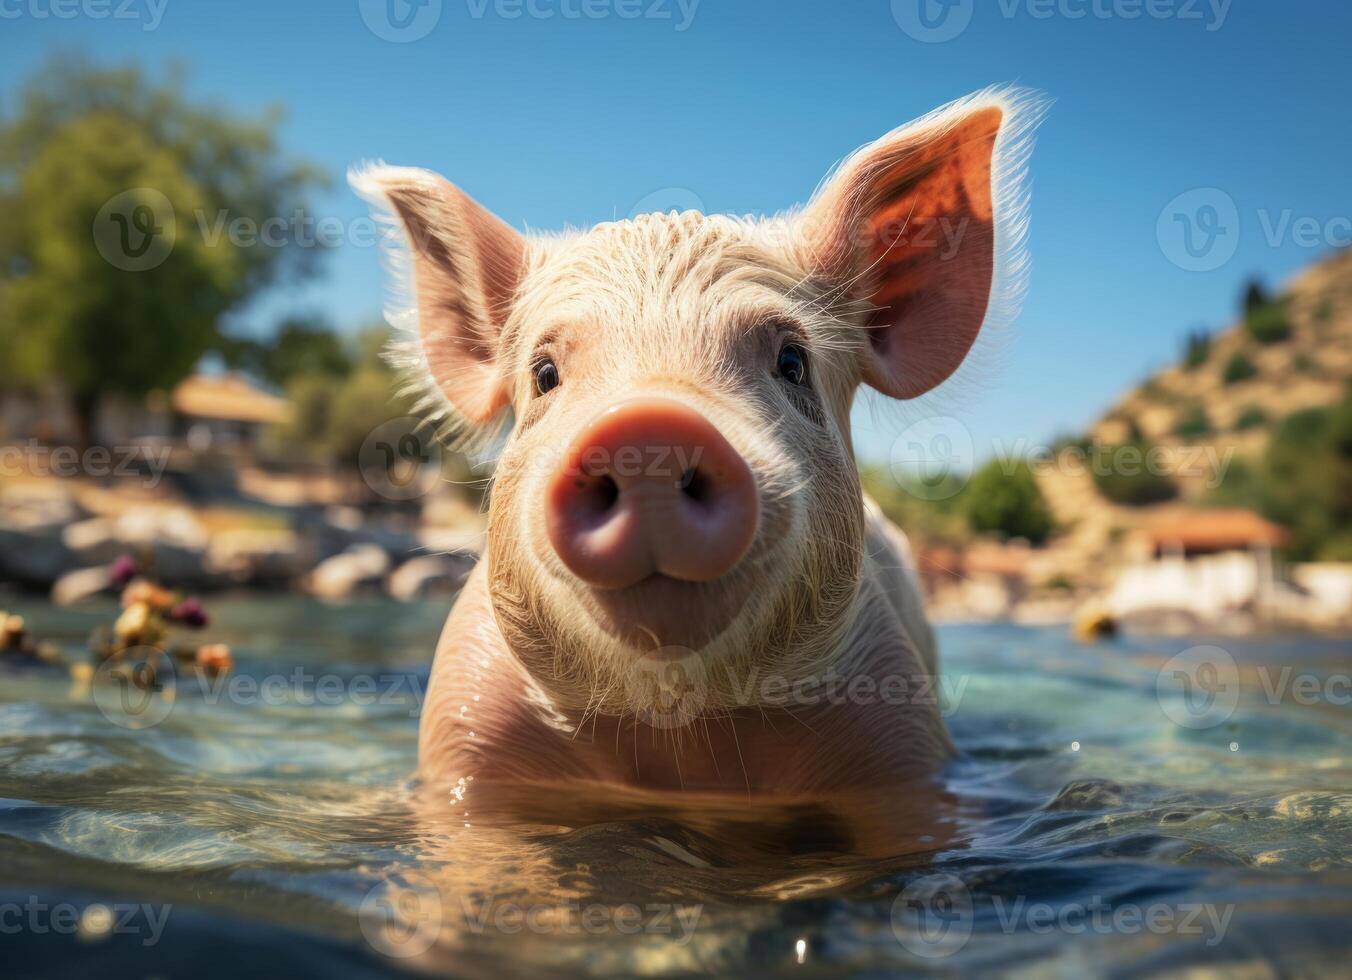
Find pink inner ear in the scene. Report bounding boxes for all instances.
[850,107,1003,400]
[386,178,526,425]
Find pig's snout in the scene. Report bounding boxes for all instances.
[545,399,759,589]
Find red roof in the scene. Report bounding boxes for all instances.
[1145,508,1288,552]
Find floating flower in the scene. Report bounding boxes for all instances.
[121,580,176,612]
[195,643,233,677]
[113,602,152,644]
[109,555,139,588]
[168,598,209,629]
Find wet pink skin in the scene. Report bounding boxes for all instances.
[545,398,759,590]
[417,507,952,800]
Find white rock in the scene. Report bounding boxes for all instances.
[308,544,391,600]
[52,565,113,605]
[388,554,475,601]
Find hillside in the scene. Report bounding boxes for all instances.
[1033,247,1352,583]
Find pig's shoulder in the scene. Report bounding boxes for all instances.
[860,493,936,676]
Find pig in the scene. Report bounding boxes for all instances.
[353,87,1043,802]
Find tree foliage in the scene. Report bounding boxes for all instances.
[221,315,353,387]
[0,56,326,440]
[962,460,1054,544]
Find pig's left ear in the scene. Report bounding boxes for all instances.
[351,164,526,435]
[800,88,1045,399]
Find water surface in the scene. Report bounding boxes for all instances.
[1,597,1348,977]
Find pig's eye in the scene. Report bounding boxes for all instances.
[533,358,560,395]
[776,344,809,387]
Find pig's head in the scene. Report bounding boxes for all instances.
[354,88,1041,718]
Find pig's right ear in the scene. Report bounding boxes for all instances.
[351,165,526,428]
[798,87,1045,400]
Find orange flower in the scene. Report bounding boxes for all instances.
[195,644,234,677]
[121,580,176,612]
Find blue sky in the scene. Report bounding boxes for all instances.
[3,0,1349,464]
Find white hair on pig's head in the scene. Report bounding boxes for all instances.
[351,86,1046,716]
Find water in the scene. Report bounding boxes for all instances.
[1,596,1348,977]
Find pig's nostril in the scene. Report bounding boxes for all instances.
[594,474,619,511]
[680,467,711,504]
[569,473,620,523]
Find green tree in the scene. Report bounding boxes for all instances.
[269,326,412,466]
[0,57,326,445]
[1181,329,1211,370]
[1091,444,1178,506]
[1222,352,1258,384]
[221,315,353,387]
[1246,300,1292,344]
[962,460,1054,544]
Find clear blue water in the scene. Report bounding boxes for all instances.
[0,596,1349,977]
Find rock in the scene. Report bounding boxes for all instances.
[297,507,418,564]
[115,506,209,550]
[0,527,73,586]
[112,506,214,588]
[388,554,475,601]
[207,528,303,584]
[308,544,391,600]
[1,482,80,529]
[62,517,123,566]
[1072,607,1118,643]
[52,566,114,605]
